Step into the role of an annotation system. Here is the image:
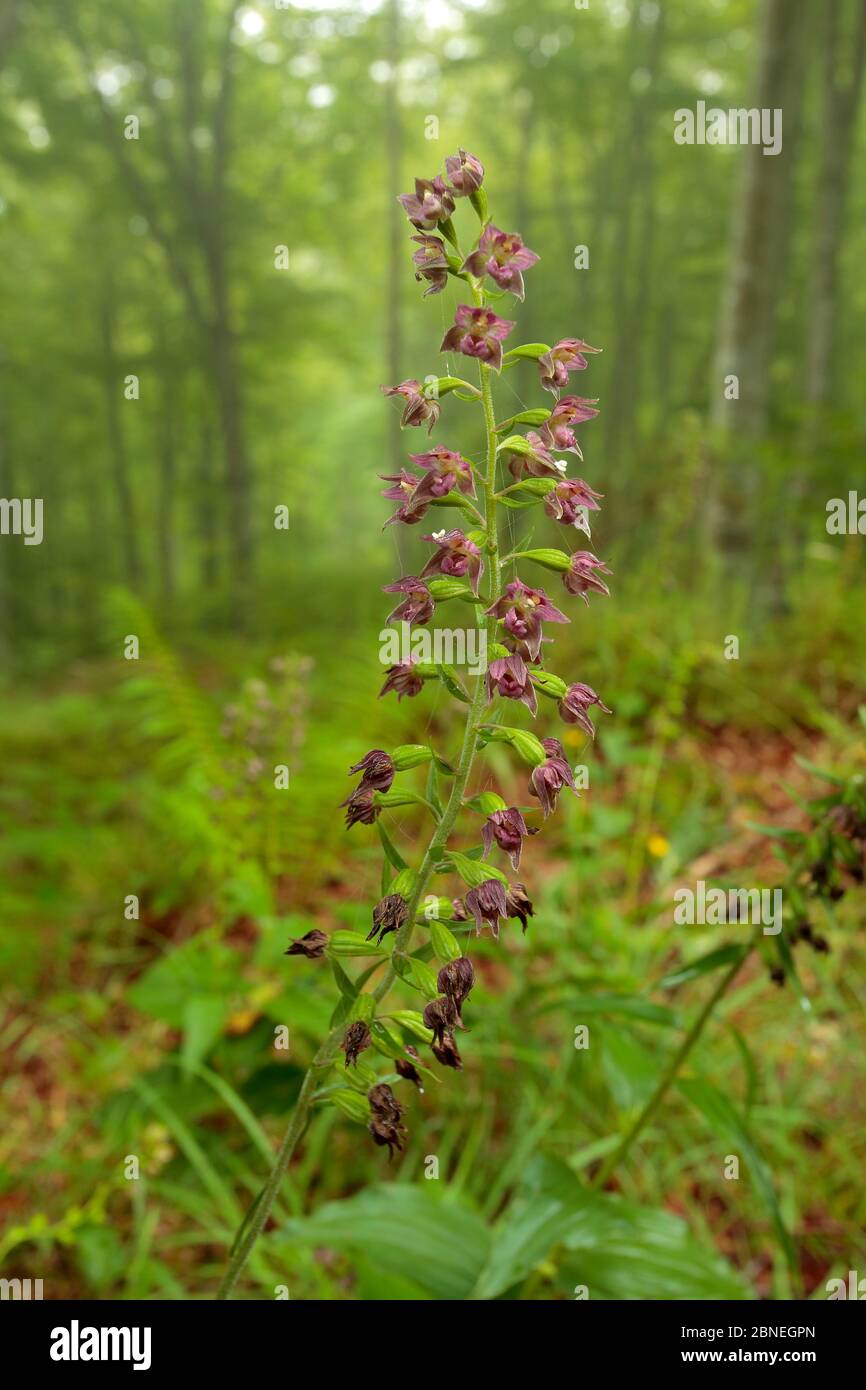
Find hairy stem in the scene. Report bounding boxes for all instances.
[217,283,500,1300]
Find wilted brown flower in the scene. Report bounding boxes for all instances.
[284,929,328,959]
[367,893,409,943]
[432,1034,463,1069]
[505,884,534,934]
[341,1020,371,1068]
[437,956,475,1023]
[367,1082,407,1159]
[395,1055,424,1092]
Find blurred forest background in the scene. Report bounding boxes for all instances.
[1,0,865,1300]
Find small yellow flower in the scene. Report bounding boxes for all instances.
[647,833,670,858]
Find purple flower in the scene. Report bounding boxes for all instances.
[444,149,484,196]
[464,878,509,939]
[485,579,569,661]
[486,654,538,715]
[503,633,552,665]
[529,737,580,818]
[562,551,612,602]
[504,431,564,483]
[341,790,380,829]
[420,528,484,595]
[538,396,600,455]
[383,576,435,626]
[538,339,602,395]
[505,884,534,933]
[544,478,603,533]
[558,682,612,737]
[482,807,537,870]
[380,470,430,527]
[408,446,476,501]
[461,225,539,301]
[397,175,455,230]
[367,892,409,943]
[379,657,424,701]
[341,1019,371,1068]
[440,304,515,372]
[346,748,395,793]
[381,379,441,434]
[411,234,450,296]
[284,929,328,959]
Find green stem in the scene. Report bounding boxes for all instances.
[217,282,501,1300]
[591,929,761,1190]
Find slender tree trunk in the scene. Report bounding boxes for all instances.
[384,0,403,475]
[197,411,219,590]
[710,0,808,436]
[0,378,12,664]
[206,1,253,597]
[606,6,665,463]
[156,333,178,606]
[803,0,866,440]
[99,285,142,587]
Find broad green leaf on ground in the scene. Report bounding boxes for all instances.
[280,1185,490,1300]
[678,1077,796,1270]
[473,1156,749,1301]
[600,1025,663,1111]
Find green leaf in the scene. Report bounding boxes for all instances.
[369,1019,405,1057]
[327,1089,371,1124]
[464,790,507,816]
[392,743,434,771]
[503,342,551,361]
[474,1156,748,1301]
[392,867,417,898]
[511,547,571,573]
[744,821,806,842]
[433,375,480,399]
[376,820,408,872]
[389,1009,434,1044]
[494,408,551,433]
[180,996,228,1074]
[793,755,846,786]
[678,1077,796,1272]
[280,1185,490,1300]
[444,848,508,888]
[392,953,439,999]
[561,992,678,1026]
[480,724,547,768]
[426,577,478,603]
[330,957,358,1000]
[600,1026,661,1110]
[437,664,470,703]
[658,945,744,990]
[469,187,488,223]
[495,433,536,456]
[530,669,568,699]
[430,919,461,962]
[326,934,383,956]
[429,490,480,513]
[328,930,385,958]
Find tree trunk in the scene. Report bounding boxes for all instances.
[803,0,866,439]
[99,285,142,587]
[710,0,808,436]
[384,0,403,476]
